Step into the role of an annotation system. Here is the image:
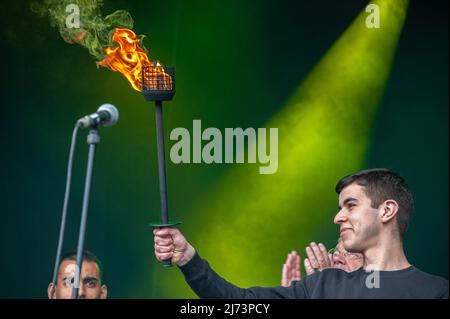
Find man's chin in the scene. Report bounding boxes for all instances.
[342,238,358,252]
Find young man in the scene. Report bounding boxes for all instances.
[154,168,448,298]
[47,250,107,299]
[281,239,364,287]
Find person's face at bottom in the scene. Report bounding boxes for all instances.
[48,260,107,299]
[331,241,364,272]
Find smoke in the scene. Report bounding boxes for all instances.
[31,0,146,61]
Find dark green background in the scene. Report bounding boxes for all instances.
[0,0,448,298]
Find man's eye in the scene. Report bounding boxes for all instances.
[64,277,74,287]
[86,280,97,288]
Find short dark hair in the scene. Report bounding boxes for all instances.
[59,250,104,280]
[335,168,414,239]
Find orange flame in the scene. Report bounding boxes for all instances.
[98,28,170,92]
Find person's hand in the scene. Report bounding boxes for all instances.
[281,250,301,287]
[304,242,333,274]
[153,227,196,266]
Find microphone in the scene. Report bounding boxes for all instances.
[77,104,119,128]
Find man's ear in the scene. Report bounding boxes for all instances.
[380,199,399,224]
[47,283,55,299]
[100,284,108,299]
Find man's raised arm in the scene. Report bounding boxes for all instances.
[153,227,307,299]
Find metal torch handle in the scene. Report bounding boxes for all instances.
[154,101,172,267]
[155,101,169,223]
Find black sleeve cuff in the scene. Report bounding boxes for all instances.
[179,251,205,280]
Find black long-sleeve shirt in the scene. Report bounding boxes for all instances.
[179,252,449,299]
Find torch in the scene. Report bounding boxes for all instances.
[142,64,181,267]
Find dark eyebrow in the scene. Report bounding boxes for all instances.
[83,277,99,283]
[338,197,358,210]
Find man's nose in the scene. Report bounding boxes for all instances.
[334,210,346,225]
[333,253,346,265]
[77,282,85,299]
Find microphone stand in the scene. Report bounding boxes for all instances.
[71,127,100,299]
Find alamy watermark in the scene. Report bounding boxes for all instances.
[65,4,80,29]
[61,263,81,289]
[365,263,380,289]
[169,120,279,175]
[365,4,380,29]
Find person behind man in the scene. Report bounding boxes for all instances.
[47,250,107,299]
[154,168,449,298]
[282,239,364,287]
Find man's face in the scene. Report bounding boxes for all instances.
[334,183,381,253]
[331,240,364,272]
[48,260,107,299]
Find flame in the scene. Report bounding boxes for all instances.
[98,28,171,92]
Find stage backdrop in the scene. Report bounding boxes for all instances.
[0,0,448,298]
